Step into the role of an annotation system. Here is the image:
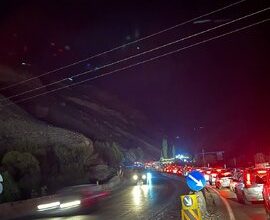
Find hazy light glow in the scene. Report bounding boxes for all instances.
[133,174,138,180]
[142,174,147,179]
[60,200,81,209]
[37,201,60,211]
[132,185,152,208]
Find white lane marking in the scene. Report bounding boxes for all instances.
[209,187,236,220]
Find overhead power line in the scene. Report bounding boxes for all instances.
[0,0,247,91]
[1,18,268,108]
[0,7,268,103]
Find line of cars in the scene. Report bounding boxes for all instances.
[162,163,270,218]
[201,166,270,218]
[162,164,193,176]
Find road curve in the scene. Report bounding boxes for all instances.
[28,172,189,220]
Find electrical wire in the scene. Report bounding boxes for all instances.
[0,7,268,103]
[1,18,268,108]
[0,0,247,91]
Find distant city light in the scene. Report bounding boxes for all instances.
[175,154,190,159]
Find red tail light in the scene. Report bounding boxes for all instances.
[244,173,253,187]
[246,173,251,185]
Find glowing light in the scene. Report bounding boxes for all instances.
[257,170,267,174]
[60,200,81,209]
[37,201,60,211]
[132,185,142,206]
[133,174,138,180]
[132,185,152,208]
[142,174,146,180]
[223,172,231,176]
[246,173,251,186]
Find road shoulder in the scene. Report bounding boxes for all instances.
[204,186,235,220]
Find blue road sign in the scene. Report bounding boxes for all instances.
[183,195,193,207]
[186,170,206,191]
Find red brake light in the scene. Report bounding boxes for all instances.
[246,173,251,186]
[217,169,222,172]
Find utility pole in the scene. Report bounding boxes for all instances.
[202,148,206,167]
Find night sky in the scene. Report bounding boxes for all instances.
[0,0,269,156]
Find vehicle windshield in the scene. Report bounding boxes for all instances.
[255,175,267,184]
[133,168,146,173]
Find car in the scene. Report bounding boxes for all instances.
[163,165,172,173]
[216,171,233,189]
[235,168,268,204]
[37,184,110,215]
[177,167,183,176]
[131,168,150,185]
[263,170,270,219]
[229,169,243,192]
[209,169,224,185]
[202,169,212,182]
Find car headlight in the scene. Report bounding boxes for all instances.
[60,200,81,209]
[37,201,60,211]
[133,174,138,180]
[142,174,147,180]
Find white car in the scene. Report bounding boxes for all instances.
[203,170,212,182]
[235,168,267,204]
[216,172,233,189]
[229,170,243,192]
[229,179,239,192]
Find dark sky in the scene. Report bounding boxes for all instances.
[0,0,269,155]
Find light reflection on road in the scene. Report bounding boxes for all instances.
[31,174,181,220]
[131,183,153,209]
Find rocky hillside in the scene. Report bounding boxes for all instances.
[0,66,162,201]
[0,66,161,163]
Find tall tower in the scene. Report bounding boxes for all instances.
[161,137,168,159]
[172,145,176,158]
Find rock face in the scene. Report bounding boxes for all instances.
[0,94,93,156]
[29,85,161,159]
[0,67,161,170]
[0,94,114,188]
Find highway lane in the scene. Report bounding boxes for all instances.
[27,172,189,220]
[219,187,267,220]
[208,186,268,220]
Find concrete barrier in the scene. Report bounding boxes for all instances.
[195,190,208,219]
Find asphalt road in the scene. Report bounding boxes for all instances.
[220,187,267,220]
[208,186,268,220]
[27,172,189,220]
